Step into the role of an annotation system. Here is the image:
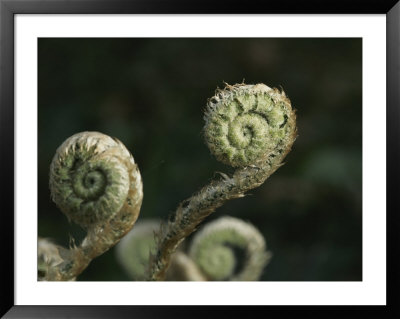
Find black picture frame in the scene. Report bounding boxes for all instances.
[1,0,399,318]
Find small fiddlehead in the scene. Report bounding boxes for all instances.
[116,220,161,280]
[188,216,271,281]
[41,131,143,281]
[116,219,206,281]
[148,83,296,280]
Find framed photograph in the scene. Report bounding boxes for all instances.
[1,0,398,318]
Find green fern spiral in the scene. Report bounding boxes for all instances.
[204,83,295,167]
[116,220,160,280]
[49,131,139,228]
[188,216,271,281]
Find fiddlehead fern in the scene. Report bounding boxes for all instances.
[41,131,143,281]
[188,216,271,281]
[204,83,293,167]
[148,83,296,280]
[116,219,207,281]
[116,220,160,280]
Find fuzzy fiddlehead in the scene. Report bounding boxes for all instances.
[188,216,271,281]
[148,83,296,280]
[204,83,293,167]
[41,131,143,281]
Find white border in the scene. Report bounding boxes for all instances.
[15,15,386,305]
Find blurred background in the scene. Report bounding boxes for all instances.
[38,38,362,281]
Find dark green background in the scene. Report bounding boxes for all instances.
[38,38,362,281]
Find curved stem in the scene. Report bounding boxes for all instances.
[148,156,285,280]
[165,251,207,281]
[45,193,142,281]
